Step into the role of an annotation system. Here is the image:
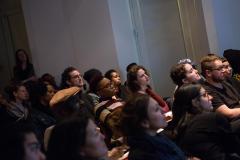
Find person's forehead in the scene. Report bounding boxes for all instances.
[184,63,193,71]
[222,61,230,66]
[70,70,80,75]
[212,59,222,66]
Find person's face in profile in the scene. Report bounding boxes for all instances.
[24,133,45,160]
[80,119,108,159]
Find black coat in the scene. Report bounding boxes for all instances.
[127,132,186,160]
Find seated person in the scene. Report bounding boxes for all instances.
[31,82,56,144]
[170,61,202,91]
[90,75,124,147]
[0,83,31,124]
[201,55,240,134]
[47,115,124,160]
[50,67,94,119]
[221,57,240,94]
[172,83,240,160]
[105,69,128,100]
[127,65,169,113]
[0,123,45,160]
[83,68,103,105]
[120,93,186,160]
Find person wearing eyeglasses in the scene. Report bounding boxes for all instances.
[172,83,240,160]
[201,54,240,134]
[50,66,94,120]
[221,57,240,94]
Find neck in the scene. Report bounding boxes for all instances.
[15,99,23,104]
[139,85,148,93]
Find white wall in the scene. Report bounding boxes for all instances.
[202,0,240,55]
[107,0,139,80]
[22,0,138,83]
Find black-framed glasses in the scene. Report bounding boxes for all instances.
[71,74,82,79]
[209,66,224,71]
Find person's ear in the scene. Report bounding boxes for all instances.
[182,78,189,84]
[191,98,200,107]
[141,119,150,129]
[13,91,17,97]
[66,80,71,86]
[205,70,212,78]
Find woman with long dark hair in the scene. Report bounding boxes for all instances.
[172,83,240,160]
[13,49,37,84]
[47,115,109,160]
[120,93,185,160]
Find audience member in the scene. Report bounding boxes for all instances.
[0,123,46,160]
[0,83,30,125]
[201,55,240,133]
[120,93,186,160]
[172,83,240,159]
[221,57,240,94]
[47,115,109,160]
[127,65,169,112]
[170,62,202,89]
[50,66,94,119]
[83,68,103,105]
[105,69,129,100]
[31,82,56,145]
[13,49,37,84]
[39,73,58,90]
[91,75,124,147]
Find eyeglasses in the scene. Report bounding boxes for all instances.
[71,74,82,79]
[98,82,114,91]
[28,142,41,152]
[209,66,224,71]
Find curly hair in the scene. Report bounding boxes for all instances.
[127,65,149,93]
[60,67,78,89]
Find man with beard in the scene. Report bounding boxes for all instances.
[201,54,240,133]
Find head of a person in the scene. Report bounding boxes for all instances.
[35,82,56,105]
[83,69,102,85]
[221,57,232,79]
[105,69,121,87]
[201,55,225,83]
[127,65,150,93]
[39,73,57,89]
[60,67,84,89]
[120,94,167,137]
[47,116,108,160]
[15,49,30,65]
[174,84,213,116]
[8,83,29,103]
[0,123,45,160]
[170,63,201,86]
[90,75,116,98]
[126,62,137,73]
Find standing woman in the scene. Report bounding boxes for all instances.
[127,65,169,113]
[13,49,37,84]
[120,93,185,160]
[172,84,240,160]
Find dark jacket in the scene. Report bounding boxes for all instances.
[179,113,240,160]
[127,132,186,160]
